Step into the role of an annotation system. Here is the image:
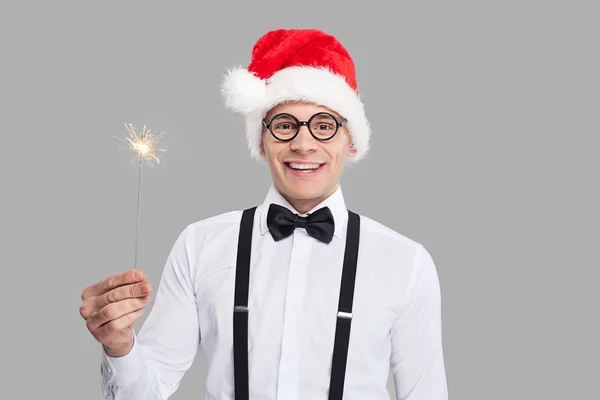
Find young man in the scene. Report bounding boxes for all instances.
[80,28,448,399]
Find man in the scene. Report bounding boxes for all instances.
[80,28,448,399]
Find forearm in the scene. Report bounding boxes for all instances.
[391,244,448,399]
[100,332,163,400]
[101,364,161,400]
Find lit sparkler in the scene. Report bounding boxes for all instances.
[114,123,167,269]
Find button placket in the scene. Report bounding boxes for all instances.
[276,233,309,400]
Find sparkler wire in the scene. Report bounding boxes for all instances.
[134,152,143,269]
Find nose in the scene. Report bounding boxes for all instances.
[290,124,318,153]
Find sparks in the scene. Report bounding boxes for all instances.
[120,123,167,166]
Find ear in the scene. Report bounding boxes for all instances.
[259,135,265,157]
[346,132,357,157]
[347,143,357,158]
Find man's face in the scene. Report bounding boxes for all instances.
[260,101,357,212]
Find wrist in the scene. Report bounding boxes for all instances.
[103,339,134,358]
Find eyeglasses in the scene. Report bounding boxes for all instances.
[262,112,347,142]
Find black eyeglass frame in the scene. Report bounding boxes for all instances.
[262,112,348,142]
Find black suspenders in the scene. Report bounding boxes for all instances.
[233,206,361,400]
[328,209,360,400]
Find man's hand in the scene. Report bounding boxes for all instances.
[80,269,153,357]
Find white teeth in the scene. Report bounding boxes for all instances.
[288,162,321,170]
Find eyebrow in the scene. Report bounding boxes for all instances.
[312,114,335,119]
[266,111,343,121]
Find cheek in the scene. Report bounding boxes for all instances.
[261,137,274,158]
[330,145,349,165]
[263,142,284,165]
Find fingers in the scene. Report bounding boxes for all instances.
[94,308,145,341]
[79,281,152,320]
[86,297,151,331]
[96,282,152,312]
[81,269,146,300]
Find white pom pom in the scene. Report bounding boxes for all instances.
[220,67,267,114]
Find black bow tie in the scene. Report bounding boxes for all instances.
[267,203,335,244]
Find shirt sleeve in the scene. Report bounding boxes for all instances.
[99,226,201,400]
[390,244,448,400]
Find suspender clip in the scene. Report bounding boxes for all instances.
[337,311,352,320]
[234,306,249,313]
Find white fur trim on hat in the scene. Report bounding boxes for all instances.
[221,66,371,163]
[220,66,266,114]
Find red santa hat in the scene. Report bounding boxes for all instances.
[221,28,371,163]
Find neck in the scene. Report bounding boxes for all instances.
[277,184,339,215]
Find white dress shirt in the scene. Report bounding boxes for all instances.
[99,184,448,399]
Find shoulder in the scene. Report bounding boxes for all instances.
[173,209,249,277]
[355,213,440,309]
[183,208,246,241]
[354,212,436,278]
[187,209,244,231]
[357,213,424,254]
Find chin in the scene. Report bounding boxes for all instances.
[286,184,327,200]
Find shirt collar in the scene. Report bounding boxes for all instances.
[259,183,348,240]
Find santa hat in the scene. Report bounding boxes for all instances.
[221,28,371,163]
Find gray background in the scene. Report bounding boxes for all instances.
[1,1,598,399]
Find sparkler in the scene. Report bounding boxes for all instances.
[114,123,167,269]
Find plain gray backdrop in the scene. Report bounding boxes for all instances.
[1,1,598,399]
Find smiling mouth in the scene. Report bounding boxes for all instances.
[284,162,325,173]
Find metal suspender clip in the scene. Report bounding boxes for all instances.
[337,311,352,320]
[234,306,249,313]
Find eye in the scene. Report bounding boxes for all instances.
[275,123,295,130]
[316,124,334,130]
[312,123,335,132]
[310,114,337,132]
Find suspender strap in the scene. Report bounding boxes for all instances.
[233,206,256,400]
[233,207,360,400]
[328,210,361,400]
